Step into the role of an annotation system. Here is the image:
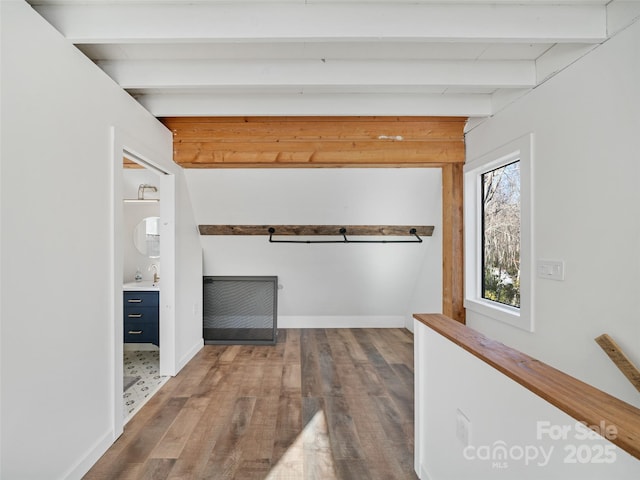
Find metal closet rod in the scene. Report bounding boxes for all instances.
[268,227,423,244]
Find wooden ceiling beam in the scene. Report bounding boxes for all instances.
[162,116,466,168]
[167,118,464,142]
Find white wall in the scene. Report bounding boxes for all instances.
[414,320,640,480]
[406,174,443,331]
[0,2,202,478]
[173,173,203,371]
[464,17,640,407]
[185,168,443,328]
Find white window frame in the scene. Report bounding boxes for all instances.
[464,133,533,332]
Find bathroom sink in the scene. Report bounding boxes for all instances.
[123,281,160,291]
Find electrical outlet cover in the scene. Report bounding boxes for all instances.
[456,409,471,446]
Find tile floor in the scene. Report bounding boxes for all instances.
[123,349,168,422]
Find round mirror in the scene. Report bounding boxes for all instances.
[133,216,160,258]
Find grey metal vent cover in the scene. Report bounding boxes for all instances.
[203,276,277,345]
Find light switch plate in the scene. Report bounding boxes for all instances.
[537,260,564,281]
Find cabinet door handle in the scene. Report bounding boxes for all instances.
[127,299,143,303]
[128,313,143,318]
[128,330,143,335]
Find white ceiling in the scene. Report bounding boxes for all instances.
[27,0,640,118]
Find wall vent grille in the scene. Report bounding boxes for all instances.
[203,276,277,345]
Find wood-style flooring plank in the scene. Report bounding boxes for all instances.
[300,329,323,398]
[324,329,356,365]
[334,459,374,480]
[346,393,415,480]
[365,327,409,365]
[275,394,302,433]
[280,363,301,397]
[323,395,364,460]
[165,392,240,479]
[83,329,417,480]
[148,395,212,459]
[351,329,390,368]
[282,328,300,364]
[315,329,343,397]
[351,362,387,396]
[199,396,257,479]
[334,328,369,364]
[138,458,176,480]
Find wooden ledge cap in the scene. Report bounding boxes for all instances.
[413,313,640,460]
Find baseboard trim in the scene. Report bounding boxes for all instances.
[278,315,405,329]
[62,429,113,480]
[419,464,434,480]
[405,315,416,332]
[178,338,204,372]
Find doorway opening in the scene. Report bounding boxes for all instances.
[121,157,167,422]
[111,131,177,435]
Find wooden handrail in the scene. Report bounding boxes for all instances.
[595,334,640,394]
[414,313,640,460]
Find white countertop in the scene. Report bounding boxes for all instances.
[123,281,160,291]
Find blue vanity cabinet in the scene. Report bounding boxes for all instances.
[123,291,159,346]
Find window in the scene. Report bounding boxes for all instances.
[464,134,532,331]
[482,161,520,308]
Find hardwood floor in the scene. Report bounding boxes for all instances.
[84,328,418,480]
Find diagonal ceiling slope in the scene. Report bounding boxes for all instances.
[26,1,639,118]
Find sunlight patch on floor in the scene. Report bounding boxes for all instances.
[266,410,337,479]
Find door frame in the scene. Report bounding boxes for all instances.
[111,126,176,438]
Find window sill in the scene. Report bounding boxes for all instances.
[465,297,533,332]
